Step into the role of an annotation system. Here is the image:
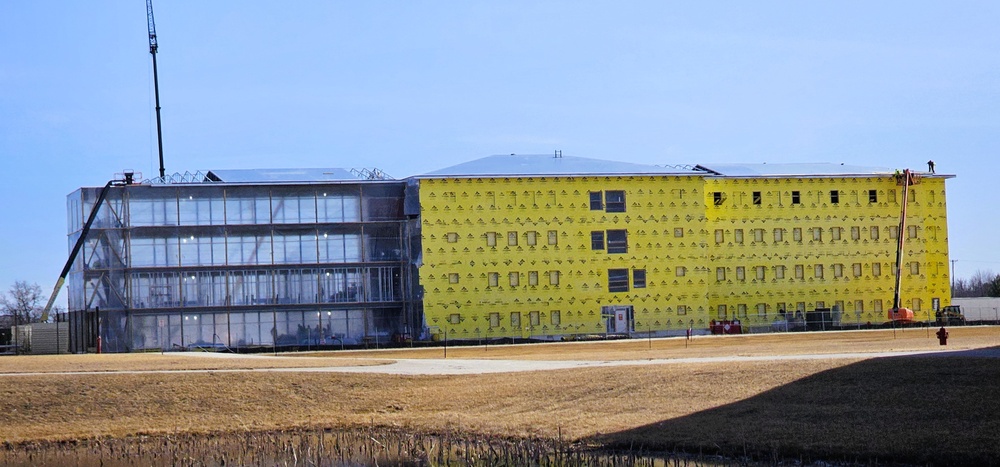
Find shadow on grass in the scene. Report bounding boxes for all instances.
[590,346,1000,465]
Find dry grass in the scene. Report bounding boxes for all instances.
[1,327,998,464]
[298,325,1000,360]
[0,353,384,374]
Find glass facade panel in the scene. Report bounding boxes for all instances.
[272,188,318,224]
[225,191,271,225]
[129,188,179,227]
[130,236,180,267]
[274,228,319,265]
[227,234,273,265]
[179,232,226,267]
[178,188,225,226]
[317,229,363,263]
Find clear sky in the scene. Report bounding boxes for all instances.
[1,1,998,305]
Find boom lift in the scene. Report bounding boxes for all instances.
[887,169,919,323]
[40,175,133,322]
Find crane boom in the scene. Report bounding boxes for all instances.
[147,0,166,179]
[147,0,157,53]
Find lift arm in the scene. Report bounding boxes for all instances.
[888,169,920,322]
[41,180,122,322]
[891,170,911,311]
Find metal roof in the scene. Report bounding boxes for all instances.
[696,163,898,177]
[204,168,375,183]
[418,154,699,178]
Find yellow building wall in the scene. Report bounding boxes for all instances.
[703,175,951,328]
[418,175,710,339]
[418,172,951,339]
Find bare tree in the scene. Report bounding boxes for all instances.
[952,270,1000,297]
[0,281,45,325]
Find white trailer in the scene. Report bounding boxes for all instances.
[951,297,1000,323]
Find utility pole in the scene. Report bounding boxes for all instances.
[951,260,957,293]
[147,0,166,179]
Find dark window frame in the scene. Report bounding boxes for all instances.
[589,192,603,210]
[605,190,626,212]
[752,191,761,205]
[633,269,646,288]
[869,189,878,203]
[606,229,628,254]
[608,268,629,292]
[791,191,801,205]
[591,231,605,250]
[830,190,839,204]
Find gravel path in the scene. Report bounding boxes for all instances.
[4,346,997,377]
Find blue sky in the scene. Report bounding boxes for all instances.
[1,1,998,303]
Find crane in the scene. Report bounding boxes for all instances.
[39,3,167,322]
[887,169,919,323]
[147,0,166,180]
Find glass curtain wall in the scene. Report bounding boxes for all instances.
[69,181,411,352]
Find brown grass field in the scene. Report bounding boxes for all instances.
[1,327,999,464]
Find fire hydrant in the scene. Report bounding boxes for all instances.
[936,326,949,346]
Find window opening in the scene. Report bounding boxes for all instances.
[589,192,603,210]
[633,269,646,288]
[526,231,537,246]
[591,231,605,250]
[606,229,628,254]
[608,269,629,292]
[605,190,626,212]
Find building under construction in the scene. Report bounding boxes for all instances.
[62,155,953,352]
[64,169,418,353]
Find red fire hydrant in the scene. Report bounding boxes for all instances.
[936,327,949,346]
